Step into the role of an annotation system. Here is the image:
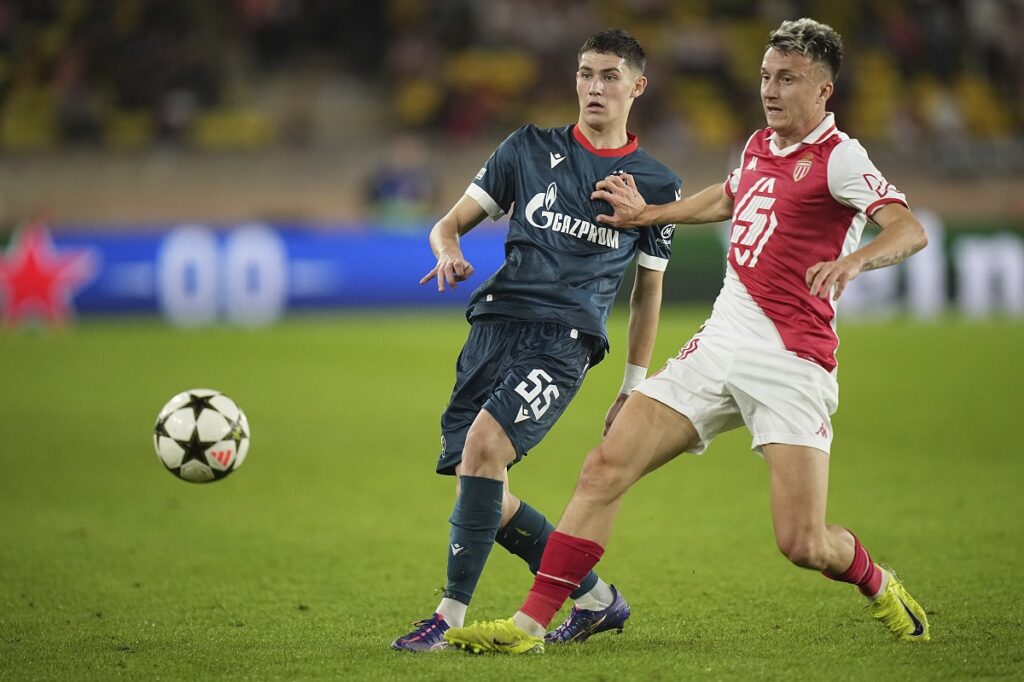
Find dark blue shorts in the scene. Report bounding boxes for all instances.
[435,317,601,475]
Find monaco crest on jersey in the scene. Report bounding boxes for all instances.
[793,153,813,182]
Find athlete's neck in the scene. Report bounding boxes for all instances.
[774,112,828,149]
[575,120,629,150]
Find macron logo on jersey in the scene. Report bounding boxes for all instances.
[524,182,620,248]
[550,152,566,168]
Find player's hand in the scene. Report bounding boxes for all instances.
[603,393,629,436]
[420,252,474,292]
[805,256,862,300]
[591,173,646,228]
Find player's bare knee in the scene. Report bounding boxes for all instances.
[461,427,515,476]
[776,532,829,570]
[575,443,631,501]
[460,445,511,477]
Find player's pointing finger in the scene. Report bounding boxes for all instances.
[420,265,439,286]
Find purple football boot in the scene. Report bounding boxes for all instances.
[391,613,450,652]
[546,585,631,644]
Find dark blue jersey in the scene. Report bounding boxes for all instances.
[465,124,681,354]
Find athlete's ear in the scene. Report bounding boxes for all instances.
[819,81,833,103]
[632,75,648,98]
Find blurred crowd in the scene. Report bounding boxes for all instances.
[1,0,1022,172]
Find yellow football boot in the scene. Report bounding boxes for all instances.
[869,567,930,642]
[445,618,544,655]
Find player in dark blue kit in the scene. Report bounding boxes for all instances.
[391,29,681,652]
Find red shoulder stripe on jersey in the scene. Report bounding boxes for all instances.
[572,124,639,157]
[866,196,907,217]
[812,124,838,144]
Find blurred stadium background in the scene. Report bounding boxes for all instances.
[0,0,1022,327]
[2,3,1023,678]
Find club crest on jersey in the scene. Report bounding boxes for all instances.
[544,182,557,210]
[793,153,813,182]
[524,181,620,248]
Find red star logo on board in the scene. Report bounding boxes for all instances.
[0,222,98,328]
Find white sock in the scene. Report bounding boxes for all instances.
[572,578,614,611]
[867,568,890,601]
[513,611,546,638]
[436,598,467,627]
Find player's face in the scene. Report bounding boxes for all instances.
[760,48,833,145]
[576,51,646,131]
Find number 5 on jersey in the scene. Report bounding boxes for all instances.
[515,369,561,422]
[731,176,778,268]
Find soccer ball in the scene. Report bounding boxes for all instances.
[153,388,250,483]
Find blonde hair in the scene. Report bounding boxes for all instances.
[767,18,843,80]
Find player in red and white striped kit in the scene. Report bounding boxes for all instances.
[445,17,930,654]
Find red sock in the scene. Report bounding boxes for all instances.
[519,531,605,627]
[824,530,884,597]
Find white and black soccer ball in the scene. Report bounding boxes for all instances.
[153,389,250,483]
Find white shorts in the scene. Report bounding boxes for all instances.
[635,330,839,456]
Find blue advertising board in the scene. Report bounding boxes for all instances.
[2,216,1022,327]
[40,224,509,325]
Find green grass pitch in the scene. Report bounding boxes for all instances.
[1,308,1022,680]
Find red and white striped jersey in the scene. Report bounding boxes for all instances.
[711,113,907,372]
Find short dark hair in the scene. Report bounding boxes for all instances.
[578,29,646,74]
[767,18,843,81]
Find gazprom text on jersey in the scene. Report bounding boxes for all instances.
[551,214,620,248]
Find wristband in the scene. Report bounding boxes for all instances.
[620,363,647,395]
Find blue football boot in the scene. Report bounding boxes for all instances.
[545,585,631,644]
[391,613,450,652]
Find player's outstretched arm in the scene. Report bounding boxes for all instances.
[592,175,734,228]
[605,265,663,435]
[419,195,487,292]
[806,203,928,300]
